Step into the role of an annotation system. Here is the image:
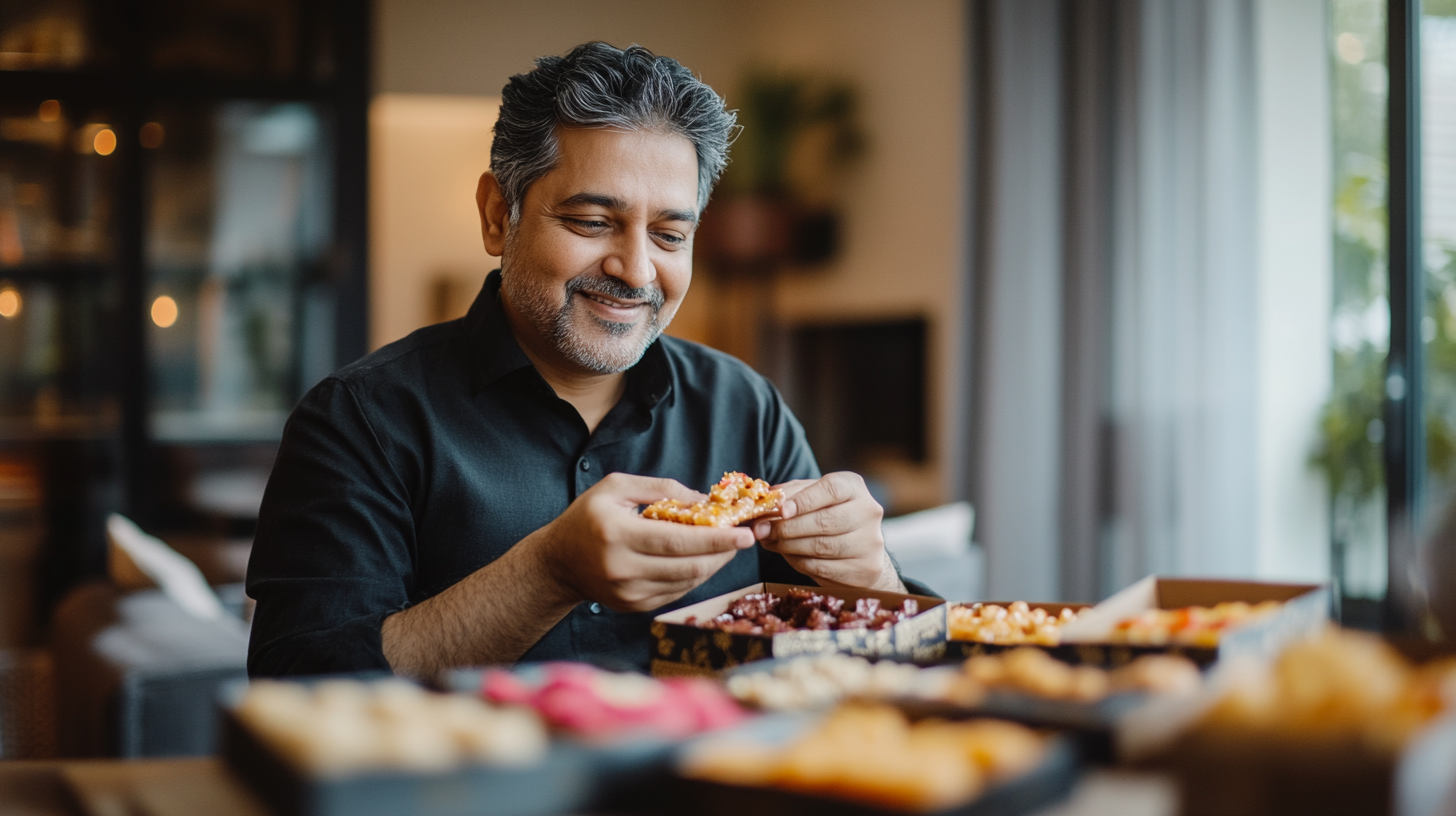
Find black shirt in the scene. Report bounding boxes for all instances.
[247,270,827,677]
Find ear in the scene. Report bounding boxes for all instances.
[477,172,509,257]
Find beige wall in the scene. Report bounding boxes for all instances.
[735,0,967,511]
[370,94,500,349]
[373,0,967,510]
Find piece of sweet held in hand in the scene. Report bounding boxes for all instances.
[686,586,918,635]
[641,471,784,528]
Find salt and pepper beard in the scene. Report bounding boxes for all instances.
[499,243,670,375]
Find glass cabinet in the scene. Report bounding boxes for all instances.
[0,0,368,616]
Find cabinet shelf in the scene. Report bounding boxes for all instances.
[0,262,113,283]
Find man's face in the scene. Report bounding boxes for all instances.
[492,126,699,375]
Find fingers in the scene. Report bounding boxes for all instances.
[598,473,707,505]
[777,472,867,519]
[761,533,852,560]
[631,522,754,556]
[759,499,878,545]
[770,479,817,499]
[634,548,740,584]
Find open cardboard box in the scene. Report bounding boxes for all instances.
[1054,576,1330,668]
[944,602,1092,661]
[650,582,946,677]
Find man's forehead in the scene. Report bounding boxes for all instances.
[538,127,699,213]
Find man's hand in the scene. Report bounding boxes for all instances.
[752,472,904,592]
[530,473,756,612]
[383,473,753,677]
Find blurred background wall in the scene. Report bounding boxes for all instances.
[371,0,969,515]
[368,0,1338,603]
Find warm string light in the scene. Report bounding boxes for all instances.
[151,295,178,328]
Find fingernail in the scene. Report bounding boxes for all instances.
[782,500,796,519]
[739,530,757,548]
[753,521,770,539]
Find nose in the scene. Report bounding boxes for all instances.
[601,226,657,290]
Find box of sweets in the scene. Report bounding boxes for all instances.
[943,602,1092,662]
[650,582,947,676]
[1055,577,1330,668]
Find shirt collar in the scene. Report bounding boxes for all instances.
[466,270,536,390]
[466,269,674,410]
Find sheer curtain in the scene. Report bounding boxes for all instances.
[967,0,1330,600]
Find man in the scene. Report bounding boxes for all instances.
[247,42,929,678]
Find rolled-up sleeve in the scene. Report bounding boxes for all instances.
[246,377,415,677]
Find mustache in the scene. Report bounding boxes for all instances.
[563,274,665,312]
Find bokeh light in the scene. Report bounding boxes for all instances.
[139,122,165,149]
[38,99,61,122]
[93,127,117,156]
[151,295,178,328]
[1337,32,1365,65]
[0,288,21,319]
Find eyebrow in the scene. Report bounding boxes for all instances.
[556,192,698,225]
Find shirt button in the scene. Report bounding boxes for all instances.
[588,602,602,614]
[579,458,590,472]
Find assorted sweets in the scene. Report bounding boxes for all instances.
[234,679,548,775]
[226,580,1364,816]
[726,654,954,711]
[686,586,920,635]
[1198,628,1456,752]
[949,601,1083,645]
[944,648,1203,705]
[642,471,784,528]
[682,704,1046,812]
[725,649,1202,712]
[1107,601,1284,648]
[479,662,746,742]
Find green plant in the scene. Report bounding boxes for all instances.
[719,71,865,199]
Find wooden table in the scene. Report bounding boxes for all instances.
[0,758,268,816]
[0,760,1175,816]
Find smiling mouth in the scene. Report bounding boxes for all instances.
[579,291,647,312]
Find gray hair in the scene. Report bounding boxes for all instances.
[491,42,737,221]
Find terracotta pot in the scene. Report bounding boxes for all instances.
[698,196,793,265]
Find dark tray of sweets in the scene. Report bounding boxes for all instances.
[218,681,594,816]
[722,656,1142,764]
[667,731,1079,816]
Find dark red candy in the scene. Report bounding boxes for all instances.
[691,587,919,634]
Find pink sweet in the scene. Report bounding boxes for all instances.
[478,663,746,740]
